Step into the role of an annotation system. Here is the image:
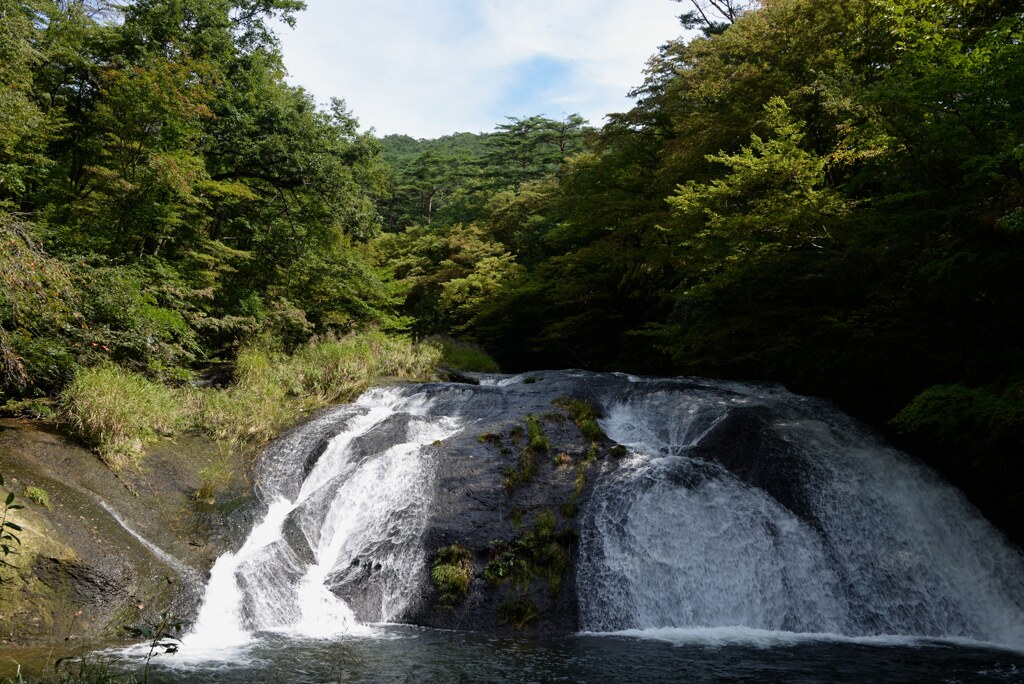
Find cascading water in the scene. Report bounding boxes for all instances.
[577,378,1024,649]
[180,371,1024,661]
[185,387,463,650]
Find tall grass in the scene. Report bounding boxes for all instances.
[428,336,500,373]
[61,364,186,469]
[62,332,442,468]
[198,331,441,448]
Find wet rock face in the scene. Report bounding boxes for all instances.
[32,556,133,609]
[689,406,816,524]
[334,375,629,635]
[409,408,607,634]
[0,420,248,645]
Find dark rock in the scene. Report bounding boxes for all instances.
[688,406,815,524]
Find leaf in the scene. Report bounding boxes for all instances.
[5,521,23,531]
[5,492,13,505]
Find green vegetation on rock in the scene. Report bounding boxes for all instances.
[484,510,575,630]
[553,397,605,442]
[503,414,551,493]
[483,510,574,597]
[431,543,474,606]
[23,487,50,511]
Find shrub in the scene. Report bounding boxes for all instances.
[892,382,1024,454]
[482,541,518,586]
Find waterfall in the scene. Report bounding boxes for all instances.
[577,379,1024,649]
[185,387,463,648]
[182,372,1024,653]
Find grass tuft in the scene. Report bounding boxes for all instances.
[194,458,233,504]
[432,543,474,606]
[552,396,605,442]
[24,486,50,510]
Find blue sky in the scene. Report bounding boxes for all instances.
[276,1,691,138]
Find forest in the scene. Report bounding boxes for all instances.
[1,0,1022,540]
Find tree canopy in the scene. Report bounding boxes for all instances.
[1,0,1022,541]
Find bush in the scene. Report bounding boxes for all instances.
[892,381,1024,455]
[61,364,185,469]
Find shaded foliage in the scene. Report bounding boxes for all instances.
[377,0,1024,543]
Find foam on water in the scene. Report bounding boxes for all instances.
[591,626,1024,653]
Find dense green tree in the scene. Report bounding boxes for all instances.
[482,114,590,189]
[1,0,398,401]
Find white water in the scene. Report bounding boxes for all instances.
[178,372,1024,658]
[98,501,195,579]
[183,388,463,652]
[578,382,1024,651]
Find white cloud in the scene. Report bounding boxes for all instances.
[276,1,690,138]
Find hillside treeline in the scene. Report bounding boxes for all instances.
[1,1,1022,538]
[1,0,398,400]
[376,0,1024,540]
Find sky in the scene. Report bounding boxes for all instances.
[275,0,691,139]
